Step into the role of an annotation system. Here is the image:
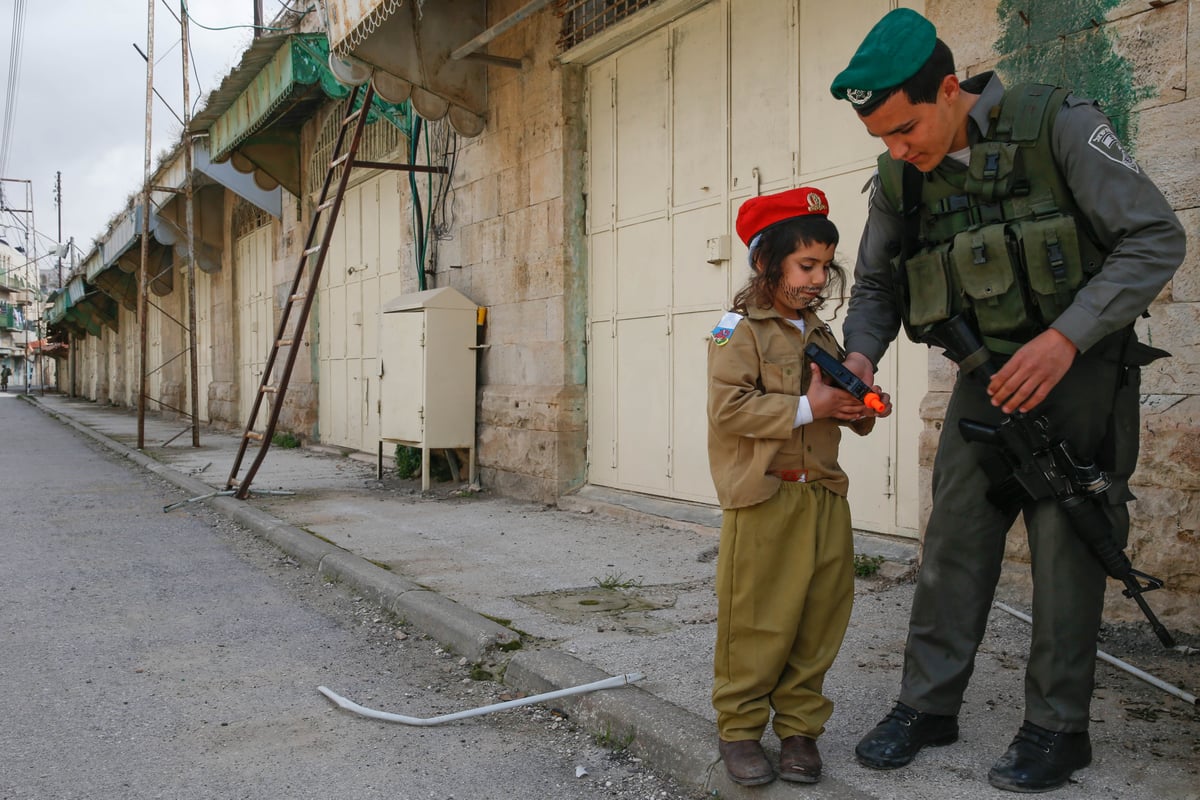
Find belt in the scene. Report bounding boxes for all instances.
[769,469,808,483]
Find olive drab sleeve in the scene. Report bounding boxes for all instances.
[1046,99,1186,354]
[843,177,906,367]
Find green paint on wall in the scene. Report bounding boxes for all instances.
[994,0,1152,146]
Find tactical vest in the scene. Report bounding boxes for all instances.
[878,83,1106,354]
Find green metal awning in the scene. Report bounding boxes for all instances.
[191,33,410,198]
[81,204,174,311]
[46,276,117,338]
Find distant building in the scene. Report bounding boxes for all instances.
[0,237,35,388]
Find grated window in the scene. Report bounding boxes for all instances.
[232,196,272,240]
[558,0,662,50]
[307,104,407,198]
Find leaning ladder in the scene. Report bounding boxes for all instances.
[225,84,375,499]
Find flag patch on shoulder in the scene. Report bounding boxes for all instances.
[711,312,743,346]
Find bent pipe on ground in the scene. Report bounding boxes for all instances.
[318,672,645,726]
[994,601,1196,706]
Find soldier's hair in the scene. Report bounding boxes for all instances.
[733,215,846,316]
[859,38,956,116]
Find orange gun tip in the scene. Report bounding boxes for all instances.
[864,393,886,414]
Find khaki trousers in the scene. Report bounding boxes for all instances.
[713,481,854,741]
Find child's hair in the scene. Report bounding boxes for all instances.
[731,214,847,316]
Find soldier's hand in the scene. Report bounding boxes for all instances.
[987,328,1078,414]
[843,351,876,387]
[869,386,893,419]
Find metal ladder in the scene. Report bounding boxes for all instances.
[225,84,376,499]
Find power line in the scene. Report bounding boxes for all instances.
[181,0,291,33]
[131,43,185,127]
[0,0,29,191]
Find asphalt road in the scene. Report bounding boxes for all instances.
[0,393,702,800]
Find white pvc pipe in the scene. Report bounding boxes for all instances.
[318,672,645,726]
[993,601,1197,707]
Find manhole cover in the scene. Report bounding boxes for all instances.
[516,586,676,624]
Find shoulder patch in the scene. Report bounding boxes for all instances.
[1087,124,1139,173]
[711,312,743,346]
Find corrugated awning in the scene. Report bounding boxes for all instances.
[82,205,175,310]
[189,33,410,197]
[324,0,489,137]
[46,276,117,338]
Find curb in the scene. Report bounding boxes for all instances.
[20,397,721,793]
[25,396,876,798]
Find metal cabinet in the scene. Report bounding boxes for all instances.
[379,287,478,490]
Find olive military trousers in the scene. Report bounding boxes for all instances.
[899,351,1136,732]
[713,481,854,742]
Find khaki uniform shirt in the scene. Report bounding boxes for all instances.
[707,304,872,510]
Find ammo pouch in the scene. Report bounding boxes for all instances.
[902,214,1088,340]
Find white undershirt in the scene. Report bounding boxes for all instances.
[785,317,814,427]
[949,146,971,165]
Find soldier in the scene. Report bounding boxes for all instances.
[829,8,1185,793]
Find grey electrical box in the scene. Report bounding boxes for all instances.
[380,287,478,490]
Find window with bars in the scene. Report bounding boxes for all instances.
[306,107,408,199]
[232,197,272,240]
[558,0,662,50]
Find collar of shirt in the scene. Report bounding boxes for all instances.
[744,303,820,328]
[962,70,1006,144]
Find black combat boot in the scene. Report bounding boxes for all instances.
[855,701,959,769]
[988,721,1091,792]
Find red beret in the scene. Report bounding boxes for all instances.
[735,186,831,246]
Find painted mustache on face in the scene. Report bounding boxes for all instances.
[783,285,822,307]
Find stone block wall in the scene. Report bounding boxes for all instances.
[920,1,1200,632]
[426,2,588,503]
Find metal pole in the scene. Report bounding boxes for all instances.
[23,180,31,395]
[55,171,62,288]
[138,0,156,449]
[181,1,200,447]
[994,602,1197,707]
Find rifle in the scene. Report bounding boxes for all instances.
[804,343,887,413]
[921,314,1175,648]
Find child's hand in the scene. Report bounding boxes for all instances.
[807,363,870,421]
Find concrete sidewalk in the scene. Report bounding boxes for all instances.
[22,392,1199,800]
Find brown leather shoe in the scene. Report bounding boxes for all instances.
[780,735,822,783]
[718,738,776,785]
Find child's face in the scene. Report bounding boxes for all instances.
[765,240,836,319]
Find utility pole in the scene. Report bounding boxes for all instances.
[253,0,263,37]
[54,171,62,288]
[137,0,155,449]
[181,1,200,447]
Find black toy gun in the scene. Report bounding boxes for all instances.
[804,343,887,414]
[921,314,1175,648]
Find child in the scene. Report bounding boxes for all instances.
[707,186,890,785]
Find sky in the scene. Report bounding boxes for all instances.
[0,0,297,275]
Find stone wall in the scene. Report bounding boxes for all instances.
[426,2,588,503]
[922,0,1200,632]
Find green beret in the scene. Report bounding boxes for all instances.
[830,8,936,112]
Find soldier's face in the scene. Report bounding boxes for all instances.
[860,75,963,172]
